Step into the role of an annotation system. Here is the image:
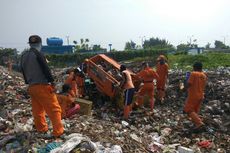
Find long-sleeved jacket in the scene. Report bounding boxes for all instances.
[20,48,54,85]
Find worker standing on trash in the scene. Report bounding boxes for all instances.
[7,58,13,74]
[119,65,135,119]
[135,62,159,111]
[184,62,207,132]
[57,84,80,118]
[20,35,64,137]
[75,67,85,98]
[156,55,169,102]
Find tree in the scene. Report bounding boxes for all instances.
[205,42,211,49]
[92,45,101,51]
[0,48,18,65]
[214,40,226,49]
[177,43,190,51]
[143,37,174,49]
[124,41,136,50]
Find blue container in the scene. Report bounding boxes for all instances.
[47,37,63,46]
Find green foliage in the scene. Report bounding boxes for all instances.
[177,43,190,51]
[168,53,230,70]
[143,37,174,50]
[47,49,170,67]
[124,41,136,50]
[214,40,229,49]
[0,48,18,65]
[73,38,106,53]
[205,42,211,49]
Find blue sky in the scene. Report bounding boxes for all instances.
[0,0,230,51]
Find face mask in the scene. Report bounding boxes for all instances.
[160,60,165,65]
[30,43,42,51]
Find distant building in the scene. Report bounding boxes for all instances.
[41,37,74,54]
[187,48,204,55]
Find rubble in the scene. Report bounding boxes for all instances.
[0,65,230,152]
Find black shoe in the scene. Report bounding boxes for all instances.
[193,125,206,133]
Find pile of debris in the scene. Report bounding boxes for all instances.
[0,65,229,152]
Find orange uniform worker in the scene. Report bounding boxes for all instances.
[135,62,159,111]
[7,58,13,73]
[119,65,135,119]
[156,55,169,101]
[184,62,207,132]
[65,69,78,98]
[20,35,63,137]
[74,67,85,97]
[57,84,80,118]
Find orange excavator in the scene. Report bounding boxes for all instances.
[83,54,139,108]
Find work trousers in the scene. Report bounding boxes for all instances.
[28,84,64,137]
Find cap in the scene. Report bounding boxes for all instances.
[28,35,42,44]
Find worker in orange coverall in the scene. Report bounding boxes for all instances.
[20,35,63,137]
[74,67,85,98]
[119,65,135,119]
[135,62,159,111]
[184,62,207,132]
[7,58,13,73]
[156,55,169,102]
[65,69,78,98]
[57,84,80,118]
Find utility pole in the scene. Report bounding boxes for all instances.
[66,36,70,45]
[188,35,194,47]
[139,36,146,48]
[222,35,228,45]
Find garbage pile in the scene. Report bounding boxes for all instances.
[0,65,229,153]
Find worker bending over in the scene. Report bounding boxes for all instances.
[135,62,159,111]
[57,84,80,118]
[156,55,169,102]
[65,69,78,98]
[20,35,63,137]
[119,65,135,119]
[183,62,207,132]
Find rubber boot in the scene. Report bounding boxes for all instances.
[150,98,154,111]
[123,105,130,120]
[189,112,204,128]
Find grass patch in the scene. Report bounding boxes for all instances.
[127,53,230,70]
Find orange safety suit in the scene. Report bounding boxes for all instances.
[156,62,169,100]
[65,72,78,97]
[136,67,159,110]
[7,60,12,73]
[28,84,64,137]
[184,71,207,128]
[122,70,135,119]
[57,94,74,118]
[76,76,84,97]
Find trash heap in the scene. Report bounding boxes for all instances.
[0,65,229,153]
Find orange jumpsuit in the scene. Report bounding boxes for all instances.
[28,84,64,137]
[76,76,84,97]
[7,60,12,73]
[136,67,159,110]
[184,71,207,128]
[65,72,78,97]
[57,94,74,118]
[156,62,169,100]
